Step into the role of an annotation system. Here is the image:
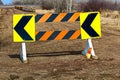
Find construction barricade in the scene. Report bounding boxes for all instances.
[13,12,101,63]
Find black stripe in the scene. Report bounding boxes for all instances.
[36,32,45,40]
[63,30,75,39]
[14,16,33,40]
[35,14,43,23]
[47,31,61,40]
[76,17,80,21]
[77,34,81,39]
[46,14,58,22]
[81,13,99,37]
[61,13,73,22]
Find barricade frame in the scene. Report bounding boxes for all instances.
[15,12,99,63]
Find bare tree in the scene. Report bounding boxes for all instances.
[52,0,67,13]
[13,0,71,12]
[41,0,54,10]
[13,0,35,5]
[76,0,118,11]
[66,0,73,12]
[0,0,3,5]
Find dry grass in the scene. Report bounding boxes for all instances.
[101,10,120,18]
[0,8,120,80]
[35,9,54,14]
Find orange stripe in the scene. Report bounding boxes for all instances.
[70,30,81,40]
[40,31,54,41]
[35,31,39,35]
[68,12,80,22]
[39,14,52,23]
[54,30,69,40]
[53,13,67,22]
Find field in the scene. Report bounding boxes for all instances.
[0,8,120,80]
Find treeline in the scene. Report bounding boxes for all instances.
[76,0,120,11]
[13,0,40,5]
[12,0,120,12]
[13,0,72,13]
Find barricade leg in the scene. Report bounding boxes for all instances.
[82,39,98,59]
[20,42,28,63]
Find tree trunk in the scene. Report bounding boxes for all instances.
[0,0,3,5]
[54,0,67,13]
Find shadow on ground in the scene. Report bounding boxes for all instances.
[8,50,82,59]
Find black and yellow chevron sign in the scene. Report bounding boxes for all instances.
[80,12,101,39]
[13,14,35,42]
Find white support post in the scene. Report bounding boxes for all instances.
[82,39,96,57]
[20,42,27,63]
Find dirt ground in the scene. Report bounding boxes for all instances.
[0,8,120,80]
